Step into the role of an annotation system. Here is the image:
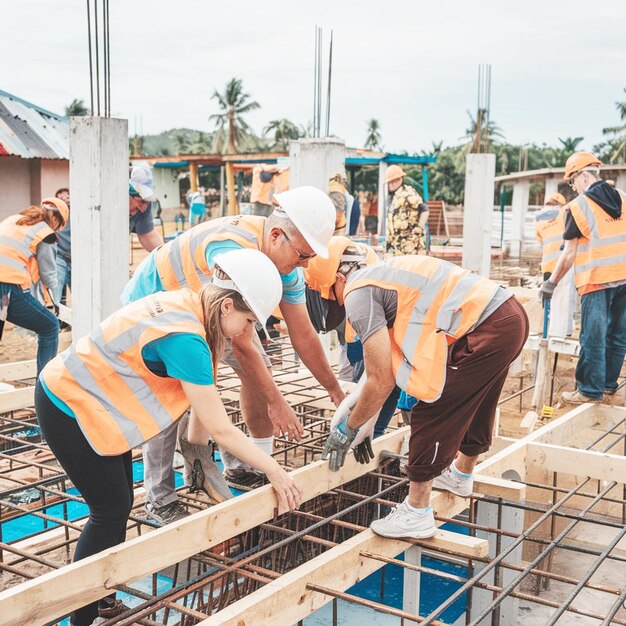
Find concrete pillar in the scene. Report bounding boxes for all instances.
[543,177,558,204]
[510,180,530,258]
[69,117,129,340]
[462,153,496,276]
[288,138,345,191]
[377,161,388,236]
[402,545,422,615]
[615,170,626,191]
[471,501,524,626]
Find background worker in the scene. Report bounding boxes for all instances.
[540,151,626,404]
[123,186,344,524]
[36,249,303,626]
[128,165,164,252]
[0,198,68,374]
[327,173,354,235]
[250,164,289,217]
[321,255,528,539]
[385,165,429,255]
[53,187,72,306]
[534,192,576,337]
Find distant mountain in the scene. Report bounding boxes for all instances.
[131,128,214,157]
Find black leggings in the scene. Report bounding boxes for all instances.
[35,381,134,626]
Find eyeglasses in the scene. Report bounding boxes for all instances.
[281,230,316,261]
[568,171,582,189]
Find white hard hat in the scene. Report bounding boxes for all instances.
[212,249,282,325]
[273,186,335,258]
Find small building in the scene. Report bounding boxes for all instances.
[0,89,69,220]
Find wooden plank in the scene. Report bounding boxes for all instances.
[0,427,408,626]
[0,386,34,413]
[527,442,626,484]
[474,474,525,502]
[0,360,36,382]
[199,491,486,626]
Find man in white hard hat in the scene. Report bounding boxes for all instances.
[129,165,164,252]
[122,186,345,524]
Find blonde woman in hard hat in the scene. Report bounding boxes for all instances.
[36,249,303,626]
[385,165,429,256]
[122,186,345,524]
[0,198,68,374]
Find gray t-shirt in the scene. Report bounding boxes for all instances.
[56,220,71,261]
[345,285,511,344]
[130,207,155,235]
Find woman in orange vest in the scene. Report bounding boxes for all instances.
[309,251,528,539]
[0,198,68,374]
[36,249,302,626]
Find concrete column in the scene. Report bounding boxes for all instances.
[543,177,558,204]
[615,171,626,191]
[69,117,129,340]
[377,162,388,236]
[462,153,496,276]
[402,545,422,615]
[288,138,345,191]
[471,500,524,626]
[510,180,530,258]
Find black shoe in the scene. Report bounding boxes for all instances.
[223,468,268,490]
[144,500,189,525]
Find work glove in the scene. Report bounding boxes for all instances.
[539,280,556,305]
[322,416,359,471]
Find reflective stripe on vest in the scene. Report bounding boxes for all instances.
[0,216,53,288]
[569,190,626,293]
[534,208,565,274]
[41,290,206,455]
[344,256,500,402]
[154,216,264,292]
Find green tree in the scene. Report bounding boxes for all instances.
[209,78,260,154]
[463,109,504,153]
[364,119,382,150]
[65,98,89,116]
[600,88,626,163]
[263,118,305,151]
[558,136,584,154]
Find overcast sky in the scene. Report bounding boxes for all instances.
[2,0,624,154]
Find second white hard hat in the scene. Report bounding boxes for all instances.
[212,249,282,325]
[273,186,336,258]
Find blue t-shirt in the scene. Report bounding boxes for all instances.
[121,239,305,306]
[41,333,214,418]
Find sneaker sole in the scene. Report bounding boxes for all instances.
[370,523,437,540]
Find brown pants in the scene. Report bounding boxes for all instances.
[407,297,529,482]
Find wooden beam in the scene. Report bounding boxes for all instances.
[473,474,525,502]
[0,360,36,382]
[527,442,626,484]
[0,428,408,626]
[0,386,34,413]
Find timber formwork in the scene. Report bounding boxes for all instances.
[0,339,625,625]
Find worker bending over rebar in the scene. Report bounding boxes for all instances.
[309,244,528,539]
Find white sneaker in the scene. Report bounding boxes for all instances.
[370,500,436,539]
[432,466,473,497]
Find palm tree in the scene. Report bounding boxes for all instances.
[65,98,89,116]
[364,119,382,150]
[263,119,304,151]
[463,109,504,153]
[209,78,260,154]
[558,136,584,153]
[601,88,626,163]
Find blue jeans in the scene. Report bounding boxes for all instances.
[577,284,626,399]
[54,255,71,304]
[3,284,59,375]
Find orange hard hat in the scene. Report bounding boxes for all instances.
[545,193,567,206]
[304,236,378,299]
[385,164,405,184]
[41,197,69,227]
[563,152,602,180]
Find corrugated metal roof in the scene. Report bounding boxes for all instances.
[0,89,69,159]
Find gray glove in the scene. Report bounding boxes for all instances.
[539,280,556,304]
[322,417,359,471]
[353,437,375,465]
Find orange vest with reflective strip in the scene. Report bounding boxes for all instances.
[154,215,265,292]
[41,290,207,455]
[568,189,626,295]
[534,207,565,274]
[344,256,501,403]
[250,167,289,205]
[0,215,54,289]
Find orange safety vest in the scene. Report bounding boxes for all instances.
[568,189,626,295]
[0,215,54,289]
[154,215,265,292]
[250,167,289,205]
[344,256,501,402]
[534,207,565,274]
[41,289,207,455]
